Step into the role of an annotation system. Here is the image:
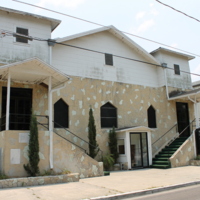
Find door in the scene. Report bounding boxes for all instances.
[2,87,32,130]
[176,102,190,137]
[130,132,149,168]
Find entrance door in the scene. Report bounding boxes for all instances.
[130,132,149,168]
[2,87,32,130]
[176,102,190,137]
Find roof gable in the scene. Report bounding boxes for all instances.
[0,6,61,32]
[56,26,160,66]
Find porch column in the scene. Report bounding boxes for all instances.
[195,103,199,128]
[6,71,11,131]
[48,76,53,169]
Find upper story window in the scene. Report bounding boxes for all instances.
[105,53,113,66]
[101,102,117,128]
[147,105,157,128]
[16,27,29,44]
[174,64,180,75]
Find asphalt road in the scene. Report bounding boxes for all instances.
[128,184,200,200]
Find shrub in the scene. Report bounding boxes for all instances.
[88,107,98,158]
[24,113,40,176]
[109,127,119,163]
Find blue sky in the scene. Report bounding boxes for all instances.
[1,0,200,82]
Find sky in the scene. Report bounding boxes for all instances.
[1,0,200,82]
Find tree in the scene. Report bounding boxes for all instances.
[109,127,119,163]
[24,113,40,176]
[88,107,98,158]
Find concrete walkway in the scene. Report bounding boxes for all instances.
[0,166,200,200]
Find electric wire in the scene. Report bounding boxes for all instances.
[155,0,200,23]
[1,28,200,77]
[12,0,200,58]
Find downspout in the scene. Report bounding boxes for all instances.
[49,79,67,169]
[188,96,199,128]
[162,63,169,100]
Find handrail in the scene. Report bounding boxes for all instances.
[37,121,87,153]
[53,121,102,152]
[167,119,195,147]
[38,120,103,159]
[152,123,178,146]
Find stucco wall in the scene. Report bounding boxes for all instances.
[170,133,196,168]
[0,9,51,64]
[52,76,194,156]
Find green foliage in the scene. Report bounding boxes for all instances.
[103,154,114,170]
[0,171,8,180]
[88,107,98,158]
[109,127,119,163]
[195,155,200,160]
[24,113,40,177]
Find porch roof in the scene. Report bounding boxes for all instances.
[0,58,70,88]
[116,126,154,133]
[168,88,200,102]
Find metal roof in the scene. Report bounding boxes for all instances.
[0,58,70,88]
[0,6,61,32]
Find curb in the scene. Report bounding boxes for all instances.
[88,180,200,200]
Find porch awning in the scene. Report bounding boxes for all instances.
[116,126,155,133]
[0,58,70,88]
[168,88,200,102]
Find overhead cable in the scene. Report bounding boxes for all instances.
[12,0,200,58]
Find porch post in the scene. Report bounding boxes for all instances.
[6,71,11,131]
[48,76,53,169]
[195,103,199,128]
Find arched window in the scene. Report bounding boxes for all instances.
[147,105,156,128]
[101,102,117,128]
[54,99,69,128]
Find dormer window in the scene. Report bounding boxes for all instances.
[105,53,113,66]
[16,27,29,43]
[174,64,180,75]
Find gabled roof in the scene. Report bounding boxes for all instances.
[56,25,160,66]
[150,47,195,61]
[116,126,154,133]
[0,58,70,88]
[0,6,61,32]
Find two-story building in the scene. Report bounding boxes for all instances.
[0,6,199,178]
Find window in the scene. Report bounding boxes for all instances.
[54,99,69,128]
[174,64,180,75]
[16,27,28,43]
[105,53,113,66]
[101,102,117,128]
[147,105,156,128]
[118,139,125,154]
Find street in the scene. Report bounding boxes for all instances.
[128,184,200,200]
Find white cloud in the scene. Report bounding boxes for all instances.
[150,3,154,7]
[38,0,85,8]
[150,8,159,16]
[136,11,146,20]
[136,19,155,33]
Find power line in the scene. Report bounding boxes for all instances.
[1,28,200,78]
[12,0,200,58]
[155,0,200,23]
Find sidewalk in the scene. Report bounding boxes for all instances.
[0,166,200,200]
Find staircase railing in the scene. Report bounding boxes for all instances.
[167,119,195,147]
[37,120,103,161]
[152,124,178,157]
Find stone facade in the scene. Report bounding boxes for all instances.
[0,173,79,189]
[170,132,196,167]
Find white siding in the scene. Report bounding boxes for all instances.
[52,31,160,87]
[0,10,51,64]
[152,51,192,90]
